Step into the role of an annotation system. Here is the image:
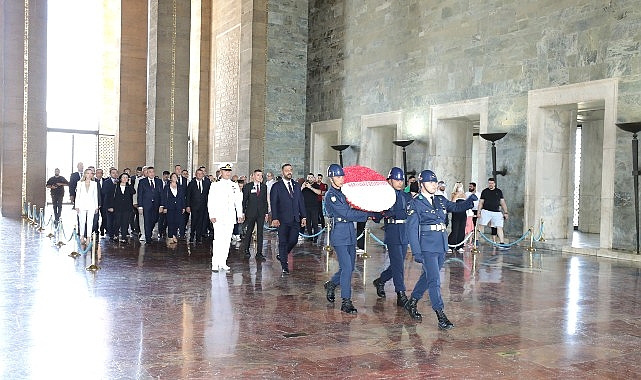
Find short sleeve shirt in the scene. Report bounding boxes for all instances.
[480,187,503,212]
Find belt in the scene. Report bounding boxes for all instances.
[419,223,446,232]
[333,217,350,223]
[385,219,406,224]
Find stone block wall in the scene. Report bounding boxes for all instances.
[264,0,309,178]
[306,0,641,244]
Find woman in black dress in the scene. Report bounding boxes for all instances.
[448,182,467,253]
[107,173,136,242]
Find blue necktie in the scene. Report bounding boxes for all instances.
[287,182,293,197]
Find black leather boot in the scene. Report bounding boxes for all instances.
[324,281,337,303]
[435,309,454,330]
[404,297,422,320]
[373,277,386,298]
[396,291,408,307]
[341,298,357,314]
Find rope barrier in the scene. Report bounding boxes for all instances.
[478,228,530,248]
[534,220,545,241]
[447,231,474,249]
[74,232,93,256]
[299,228,326,238]
[367,230,386,246]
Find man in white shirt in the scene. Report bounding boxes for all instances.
[465,182,482,227]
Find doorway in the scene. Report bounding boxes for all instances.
[45,130,98,204]
[525,79,617,249]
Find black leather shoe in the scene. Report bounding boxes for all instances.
[324,281,336,303]
[435,310,454,330]
[255,253,266,261]
[341,298,357,314]
[404,297,422,320]
[282,268,290,275]
[276,255,281,261]
[373,278,386,298]
[396,291,408,307]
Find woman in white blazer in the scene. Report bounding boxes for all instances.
[74,169,99,243]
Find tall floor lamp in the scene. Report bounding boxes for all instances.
[616,122,641,255]
[392,139,416,185]
[331,144,350,167]
[479,132,508,186]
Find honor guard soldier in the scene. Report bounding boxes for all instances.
[323,163,378,314]
[405,169,477,329]
[372,167,411,307]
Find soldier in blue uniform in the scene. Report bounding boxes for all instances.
[372,167,412,308]
[406,169,477,329]
[323,163,377,314]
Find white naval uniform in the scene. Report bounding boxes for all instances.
[208,178,244,269]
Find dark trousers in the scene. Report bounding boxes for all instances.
[105,210,117,237]
[277,221,299,269]
[379,243,408,292]
[131,208,140,233]
[356,221,366,250]
[158,213,167,237]
[190,207,207,240]
[411,250,445,311]
[318,201,325,227]
[182,211,190,237]
[92,212,100,234]
[330,244,357,299]
[115,210,130,237]
[52,197,63,222]
[304,204,320,240]
[242,213,264,255]
[143,208,159,241]
[166,209,182,238]
[448,212,466,250]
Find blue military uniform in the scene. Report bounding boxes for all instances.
[374,188,411,300]
[406,185,475,328]
[324,185,369,300]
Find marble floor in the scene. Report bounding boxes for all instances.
[2,213,641,380]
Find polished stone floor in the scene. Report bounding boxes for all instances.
[2,212,641,379]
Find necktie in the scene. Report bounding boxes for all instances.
[198,181,202,193]
[150,179,154,189]
[430,195,434,206]
[256,184,260,196]
[287,182,293,197]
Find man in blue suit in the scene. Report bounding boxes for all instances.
[136,166,163,243]
[372,167,412,308]
[270,163,307,274]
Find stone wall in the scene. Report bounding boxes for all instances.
[264,0,309,178]
[307,0,641,244]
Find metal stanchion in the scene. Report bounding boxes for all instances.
[37,208,45,231]
[471,227,480,254]
[323,221,332,253]
[86,233,100,271]
[360,227,371,259]
[22,202,28,219]
[27,202,33,223]
[31,204,38,225]
[68,228,80,258]
[526,227,536,252]
[538,218,546,242]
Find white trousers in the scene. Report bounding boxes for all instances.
[77,210,93,238]
[211,222,234,268]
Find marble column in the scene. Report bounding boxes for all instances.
[148,0,190,171]
[117,0,148,169]
[0,0,47,217]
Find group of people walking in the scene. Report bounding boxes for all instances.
[47,159,509,330]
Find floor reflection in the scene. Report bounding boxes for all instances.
[3,213,641,378]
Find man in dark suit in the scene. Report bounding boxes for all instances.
[185,168,210,243]
[101,167,119,239]
[68,162,84,205]
[136,166,163,243]
[270,163,307,274]
[241,169,269,260]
